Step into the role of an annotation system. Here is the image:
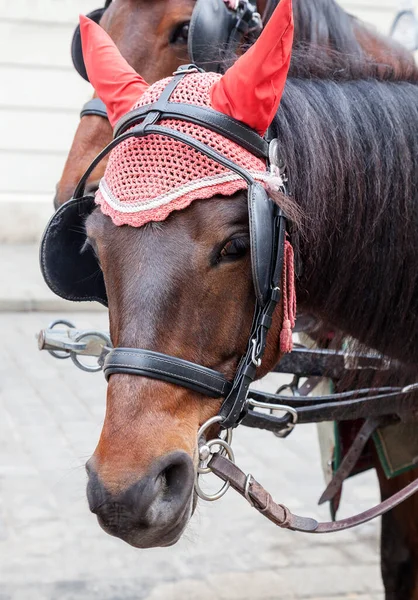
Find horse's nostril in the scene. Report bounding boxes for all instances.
[160,456,191,498]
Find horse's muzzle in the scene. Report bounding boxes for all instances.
[86,450,195,547]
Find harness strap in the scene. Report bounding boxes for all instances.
[318,415,392,505]
[245,385,417,425]
[80,98,108,119]
[209,453,418,533]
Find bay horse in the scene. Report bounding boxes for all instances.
[49,0,418,571]
[54,0,414,208]
[50,1,418,597]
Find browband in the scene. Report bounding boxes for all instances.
[114,103,269,159]
[73,123,259,199]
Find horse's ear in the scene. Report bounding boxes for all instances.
[79,15,149,127]
[210,0,293,135]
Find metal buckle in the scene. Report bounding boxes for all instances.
[244,473,255,506]
[247,397,298,438]
[251,338,262,367]
[268,138,287,186]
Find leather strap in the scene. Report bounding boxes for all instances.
[103,348,233,398]
[209,453,418,533]
[80,98,108,119]
[273,346,394,378]
[318,416,391,505]
[113,102,268,159]
[243,385,417,431]
[74,117,259,198]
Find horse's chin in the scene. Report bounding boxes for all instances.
[97,492,196,549]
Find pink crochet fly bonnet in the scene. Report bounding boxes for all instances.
[79,0,294,228]
[95,72,267,227]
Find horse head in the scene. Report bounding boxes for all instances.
[53,1,294,548]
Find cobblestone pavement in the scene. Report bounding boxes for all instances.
[0,312,384,600]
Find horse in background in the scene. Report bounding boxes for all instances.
[54,0,415,208]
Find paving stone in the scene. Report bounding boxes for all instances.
[144,578,216,600]
[208,570,283,599]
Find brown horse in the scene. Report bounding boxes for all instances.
[55,1,418,596]
[76,0,418,554]
[54,0,414,207]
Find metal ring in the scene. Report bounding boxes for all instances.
[197,416,223,475]
[195,475,230,502]
[70,331,112,373]
[47,319,76,360]
[275,383,294,395]
[48,319,76,330]
[197,415,224,440]
[247,398,298,423]
[197,437,234,474]
[195,440,235,502]
[197,416,232,450]
[247,398,298,438]
[276,375,300,397]
[197,416,232,474]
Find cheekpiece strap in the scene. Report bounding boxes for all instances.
[219,206,288,429]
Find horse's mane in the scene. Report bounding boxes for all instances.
[271,71,418,365]
[289,43,418,82]
[285,0,417,81]
[291,0,364,54]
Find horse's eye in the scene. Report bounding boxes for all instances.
[219,237,250,262]
[170,22,190,44]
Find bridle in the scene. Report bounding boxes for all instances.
[48,3,418,534]
[60,65,289,434]
[42,62,418,533]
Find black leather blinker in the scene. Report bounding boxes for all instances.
[188,0,262,73]
[248,182,276,307]
[40,197,107,305]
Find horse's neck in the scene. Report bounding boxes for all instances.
[276,78,418,366]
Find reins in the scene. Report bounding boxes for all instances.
[208,453,418,533]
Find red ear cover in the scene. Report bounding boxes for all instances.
[210,0,294,135]
[79,15,149,127]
